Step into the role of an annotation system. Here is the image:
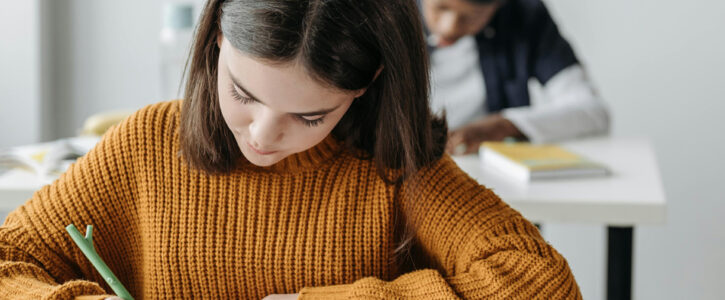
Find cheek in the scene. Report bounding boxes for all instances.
[422,4,440,28]
[280,122,330,153]
[287,108,348,152]
[219,98,252,133]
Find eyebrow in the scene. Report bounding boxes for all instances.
[227,66,341,117]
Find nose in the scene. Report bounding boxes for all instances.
[437,12,463,40]
[248,110,284,147]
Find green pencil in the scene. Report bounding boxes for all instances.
[66,224,134,300]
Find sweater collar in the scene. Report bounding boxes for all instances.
[239,134,344,173]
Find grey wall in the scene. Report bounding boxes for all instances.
[46,0,169,138]
[0,0,42,147]
[1,0,204,142]
[1,0,725,299]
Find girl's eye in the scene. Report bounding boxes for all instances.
[229,84,255,104]
[230,83,326,127]
[297,116,325,127]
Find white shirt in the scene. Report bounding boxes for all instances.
[429,36,610,143]
[429,36,487,130]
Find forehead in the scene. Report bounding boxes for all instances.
[222,37,353,109]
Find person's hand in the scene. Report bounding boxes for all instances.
[262,294,299,300]
[446,114,524,155]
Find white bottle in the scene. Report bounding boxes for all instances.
[160,3,194,101]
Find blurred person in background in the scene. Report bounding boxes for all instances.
[420,0,610,154]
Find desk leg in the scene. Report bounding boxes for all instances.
[607,226,633,300]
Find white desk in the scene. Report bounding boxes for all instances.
[0,136,98,211]
[0,168,49,211]
[452,137,666,226]
[453,137,666,300]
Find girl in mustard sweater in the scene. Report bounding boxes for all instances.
[0,0,581,299]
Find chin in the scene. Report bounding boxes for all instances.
[236,141,283,167]
[243,151,284,167]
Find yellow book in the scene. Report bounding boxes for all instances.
[479,142,610,182]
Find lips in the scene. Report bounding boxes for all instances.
[247,142,277,155]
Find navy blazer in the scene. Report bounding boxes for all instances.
[426,0,579,113]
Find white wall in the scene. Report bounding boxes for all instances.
[46,0,206,138]
[0,0,42,147]
[542,0,725,299]
[47,0,166,138]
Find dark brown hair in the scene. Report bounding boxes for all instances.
[180,0,447,184]
[180,0,448,266]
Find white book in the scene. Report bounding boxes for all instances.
[0,136,100,184]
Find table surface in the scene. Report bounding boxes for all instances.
[452,137,667,226]
[0,168,47,211]
[1,137,668,225]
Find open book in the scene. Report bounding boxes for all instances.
[479,141,610,182]
[0,136,100,184]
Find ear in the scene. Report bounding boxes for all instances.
[372,65,384,82]
[353,65,384,98]
[216,31,224,48]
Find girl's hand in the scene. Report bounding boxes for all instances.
[262,294,299,300]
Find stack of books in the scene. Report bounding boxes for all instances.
[479,142,610,182]
[0,136,100,184]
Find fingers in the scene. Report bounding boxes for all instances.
[464,141,479,154]
[447,127,486,155]
[446,131,466,155]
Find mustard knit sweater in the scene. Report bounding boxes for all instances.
[0,101,580,299]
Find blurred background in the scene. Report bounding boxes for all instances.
[1,0,724,299]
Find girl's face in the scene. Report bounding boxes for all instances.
[422,0,500,47]
[217,36,364,167]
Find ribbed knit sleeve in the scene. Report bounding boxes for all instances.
[300,155,581,299]
[0,104,148,299]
